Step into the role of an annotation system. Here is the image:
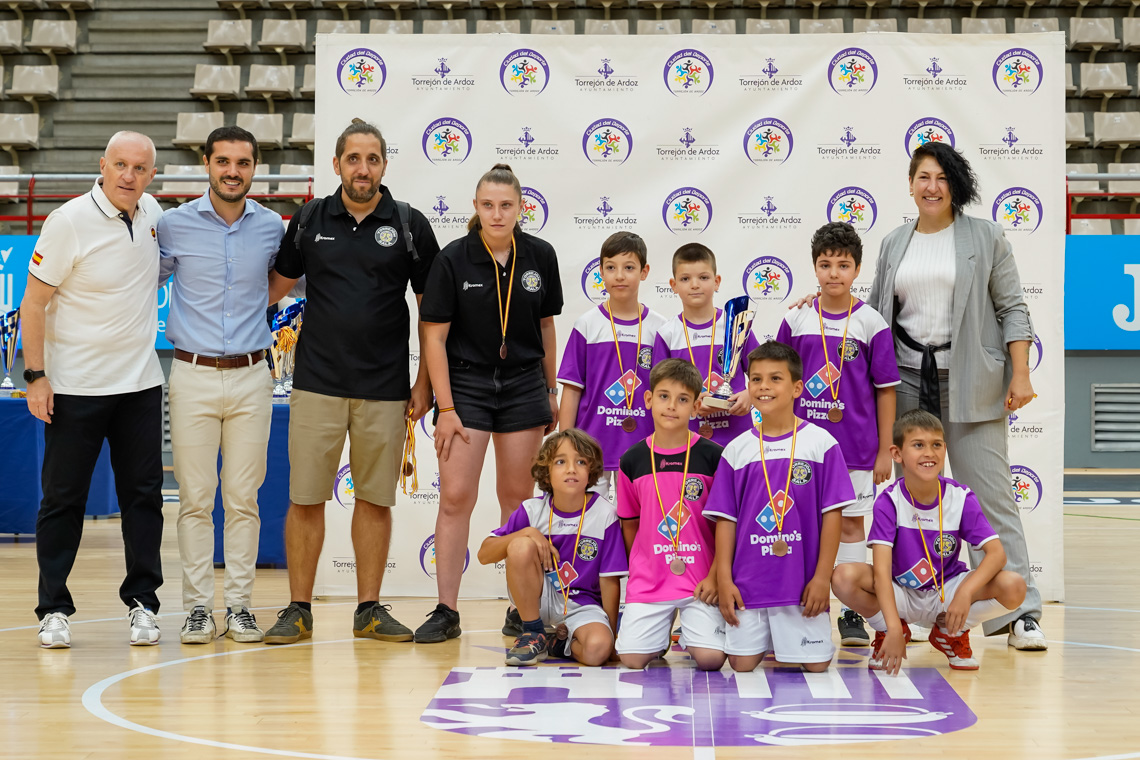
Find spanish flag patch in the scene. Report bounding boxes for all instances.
[31,251,43,266]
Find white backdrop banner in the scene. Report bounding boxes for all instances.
[312,33,1065,602]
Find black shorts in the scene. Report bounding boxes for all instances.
[443,359,552,434]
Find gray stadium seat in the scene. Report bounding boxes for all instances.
[907,18,952,34]
[277,163,313,199]
[160,164,208,198]
[1070,218,1111,235]
[249,164,270,195]
[800,18,843,34]
[6,65,58,110]
[173,111,224,150]
[638,19,681,35]
[1066,63,1076,96]
[245,64,297,108]
[691,19,736,34]
[961,18,1005,34]
[370,19,414,34]
[189,64,242,108]
[1093,112,1140,159]
[204,19,252,66]
[237,112,284,150]
[1066,112,1089,147]
[1013,17,1058,35]
[324,0,368,18]
[530,19,574,35]
[1125,218,1140,235]
[316,19,361,36]
[584,19,630,35]
[746,19,791,34]
[1107,163,1140,195]
[852,18,897,33]
[216,0,261,19]
[264,0,315,14]
[1124,19,1140,52]
[1070,18,1117,52]
[0,113,40,168]
[299,64,315,98]
[0,165,19,201]
[42,0,93,19]
[422,20,468,34]
[1079,62,1130,100]
[477,20,522,33]
[1065,163,1101,196]
[0,20,24,54]
[258,19,307,64]
[28,19,76,64]
[288,112,314,150]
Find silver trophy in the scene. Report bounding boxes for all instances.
[702,295,756,411]
[268,301,303,403]
[1,308,19,395]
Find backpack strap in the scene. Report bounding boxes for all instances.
[395,199,421,264]
[292,198,320,249]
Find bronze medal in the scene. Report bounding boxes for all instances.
[402,461,415,478]
[621,417,637,433]
[827,407,843,423]
[772,539,789,557]
[669,557,686,575]
[698,423,713,439]
[499,342,508,360]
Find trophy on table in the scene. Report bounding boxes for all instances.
[1,308,20,395]
[268,300,303,403]
[701,295,756,411]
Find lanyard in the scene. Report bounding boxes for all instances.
[548,493,588,616]
[650,433,693,554]
[758,422,798,537]
[399,409,417,495]
[902,480,946,602]
[606,299,643,413]
[479,231,516,360]
[816,297,853,402]
[682,310,718,393]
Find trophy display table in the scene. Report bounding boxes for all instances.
[0,397,119,535]
[211,402,291,567]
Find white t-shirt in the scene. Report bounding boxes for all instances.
[29,180,165,395]
[894,223,956,370]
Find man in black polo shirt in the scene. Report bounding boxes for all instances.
[264,120,439,644]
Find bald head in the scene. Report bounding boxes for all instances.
[105,131,156,165]
[99,130,157,214]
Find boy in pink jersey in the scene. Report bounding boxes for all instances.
[615,359,726,671]
[832,409,1026,672]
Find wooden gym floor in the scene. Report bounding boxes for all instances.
[1,497,1137,760]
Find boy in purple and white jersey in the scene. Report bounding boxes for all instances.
[831,409,1027,673]
[652,243,759,447]
[479,430,627,667]
[706,342,854,672]
[558,232,667,492]
[777,222,899,646]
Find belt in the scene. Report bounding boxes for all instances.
[174,348,265,369]
[894,323,950,419]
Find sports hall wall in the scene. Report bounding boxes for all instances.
[310,33,1067,602]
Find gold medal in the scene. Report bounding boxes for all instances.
[402,461,415,478]
[622,417,637,433]
[670,557,686,575]
[827,407,843,423]
[480,232,516,363]
[698,423,713,439]
[772,539,789,557]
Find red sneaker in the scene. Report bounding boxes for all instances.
[868,620,912,670]
[929,626,980,670]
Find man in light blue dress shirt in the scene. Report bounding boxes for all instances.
[157,126,285,645]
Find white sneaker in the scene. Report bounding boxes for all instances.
[180,606,216,645]
[909,624,930,642]
[1008,615,1048,650]
[38,612,71,649]
[128,602,161,646]
[224,606,264,643]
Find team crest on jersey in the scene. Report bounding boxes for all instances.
[638,346,653,369]
[375,225,398,247]
[521,269,542,292]
[577,537,599,561]
[934,533,957,558]
[839,338,859,361]
[790,460,813,485]
[684,477,704,501]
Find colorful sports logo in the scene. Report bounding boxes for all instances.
[605,369,642,406]
[419,534,470,579]
[743,118,794,165]
[743,256,794,304]
[991,187,1043,233]
[756,490,793,533]
[1010,465,1043,512]
[904,117,955,157]
[546,561,579,592]
[500,49,550,95]
[577,537,599,561]
[422,117,472,165]
[337,48,386,95]
[933,533,958,559]
[992,48,1043,95]
[804,362,841,399]
[334,464,354,509]
[662,187,713,234]
[518,186,549,233]
[895,557,935,590]
[664,49,714,96]
[582,118,633,166]
[521,270,542,293]
[790,461,812,485]
[827,186,878,233]
[657,500,692,541]
[828,47,878,95]
[580,258,607,304]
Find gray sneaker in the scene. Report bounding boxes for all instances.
[180,606,216,645]
[353,603,413,642]
[264,603,314,645]
[224,606,264,643]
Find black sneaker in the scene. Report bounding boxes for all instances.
[414,603,462,643]
[502,606,523,637]
[838,609,870,646]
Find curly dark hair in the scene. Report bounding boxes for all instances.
[531,429,605,495]
[908,142,980,217]
[810,222,863,267]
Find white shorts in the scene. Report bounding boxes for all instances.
[843,469,875,517]
[616,597,726,654]
[891,571,993,630]
[724,605,836,663]
[511,581,612,657]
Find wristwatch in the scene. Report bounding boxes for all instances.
[547,387,558,395]
[23,369,45,384]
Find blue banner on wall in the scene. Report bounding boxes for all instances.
[1065,235,1140,350]
[0,235,173,349]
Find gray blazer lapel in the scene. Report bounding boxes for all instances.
[951,217,977,338]
[882,220,918,312]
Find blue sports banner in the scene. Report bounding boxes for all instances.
[1065,235,1140,350]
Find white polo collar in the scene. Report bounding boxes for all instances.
[90,178,140,221]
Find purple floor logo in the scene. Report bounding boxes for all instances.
[744,256,794,303]
[581,258,608,304]
[422,117,472,165]
[664,49,714,96]
[827,186,877,233]
[419,534,470,579]
[334,464,354,509]
[583,118,633,166]
[422,666,977,746]
[337,48,385,95]
[744,118,794,165]
[518,187,549,233]
[905,118,955,157]
[829,48,878,95]
[992,187,1042,233]
[993,48,1043,95]
[663,187,713,234]
[1010,465,1043,512]
[501,49,550,95]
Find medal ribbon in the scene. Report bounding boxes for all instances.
[758,421,798,540]
[399,410,417,495]
[902,480,946,602]
[682,310,718,394]
[816,297,854,406]
[548,493,589,617]
[606,299,643,413]
[650,433,693,558]
[480,231,516,359]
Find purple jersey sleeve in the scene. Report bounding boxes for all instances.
[490,504,532,537]
[819,443,857,512]
[869,325,901,387]
[599,519,630,576]
[615,466,639,520]
[652,331,672,363]
[704,456,740,522]
[867,490,898,545]
[775,316,792,346]
[958,491,999,547]
[557,327,588,389]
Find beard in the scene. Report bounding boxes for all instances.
[342,175,380,203]
[209,174,251,203]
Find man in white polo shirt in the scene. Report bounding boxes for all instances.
[23,131,167,649]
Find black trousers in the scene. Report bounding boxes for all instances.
[35,385,165,619]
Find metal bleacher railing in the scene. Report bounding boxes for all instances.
[1066,171,1140,235]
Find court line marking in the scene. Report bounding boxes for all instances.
[1045,640,1140,653]
[1064,606,1140,614]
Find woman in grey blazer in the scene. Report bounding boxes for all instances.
[868,142,1046,651]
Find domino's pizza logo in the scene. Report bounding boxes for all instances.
[334,464,355,509]
[419,534,470,579]
[337,48,386,95]
[657,501,692,540]
[905,117,955,158]
[992,187,1042,234]
[743,118,794,165]
[581,258,607,304]
[605,369,642,406]
[518,186,549,233]
[828,48,878,95]
[663,187,713,234]
[1010,465,1043,512]
[664,49,714,96]
[743,256,794,304]
[422,117,472,165]
[583,118,633,166]
[1030,334,1043,372]
[993,48,1043,95]
[500,49,550,95]
[895,557,936,589]
[756,491,793,533]
[804,362,841,399]
[827,186,877,233]
[547,561,579,592]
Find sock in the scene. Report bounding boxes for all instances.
[292,601,312,612]
[521,618,544,635]
[356,601,378,616]
[965,598,1013,632]
[865,612,887,633]
[835,540,868,566]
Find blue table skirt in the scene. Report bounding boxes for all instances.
[0,397,118,535]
